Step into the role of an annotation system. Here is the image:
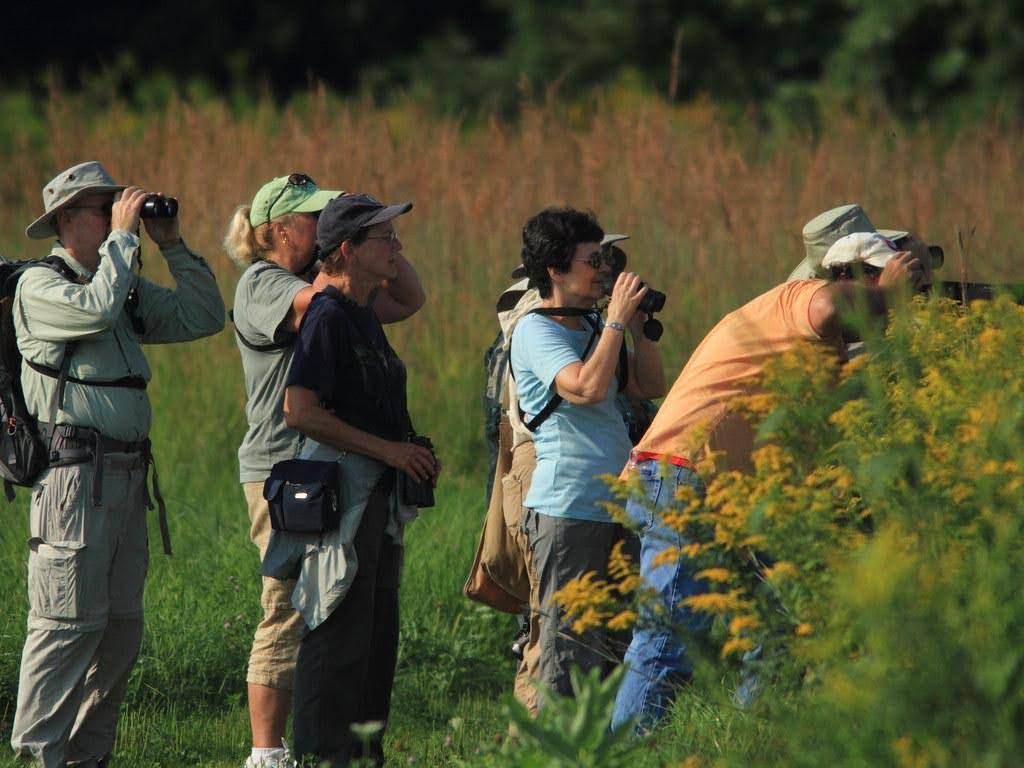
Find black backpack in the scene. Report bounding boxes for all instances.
[0,255,79,501]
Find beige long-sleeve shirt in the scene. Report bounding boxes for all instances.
[14,230,225,441]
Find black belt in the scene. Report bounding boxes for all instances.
[38,423,172,556]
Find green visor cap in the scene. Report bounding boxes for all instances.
[249,174,343,227]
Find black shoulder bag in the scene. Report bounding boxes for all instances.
[263,458,341,534]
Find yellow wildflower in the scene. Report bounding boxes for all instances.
[681,542,708,558]
[607,539,637,580]
[615,575,642,595]
[651,548,681,569]
[607,610,638,632]
[729,614,760,635]
[794,622,814,636]
[765,561,797,581]
[571,607,610,635]
[696,567,734,584]
[721,637,755,658]
[682,589,746,615]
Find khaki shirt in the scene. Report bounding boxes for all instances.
[14,230,225,441]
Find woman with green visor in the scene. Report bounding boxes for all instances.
[223,174,425,768]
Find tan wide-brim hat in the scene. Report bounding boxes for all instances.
[26,161,127,239]
[787,204,877,281]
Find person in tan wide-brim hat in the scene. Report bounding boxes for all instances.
[11,161,225,768]
[25,160,127,239]
[788,203,944,281]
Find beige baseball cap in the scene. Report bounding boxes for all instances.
[26,161,127,239]
[822,231,901,270]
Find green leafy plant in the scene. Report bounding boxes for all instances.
[474,666,637,768]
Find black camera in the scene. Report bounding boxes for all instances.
[140,194,178,219]
[639,287,666,314]
[399,434,437,508]
[599,243,666,341]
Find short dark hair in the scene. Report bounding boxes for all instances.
[521,207,604,298]
[320,225,371,275]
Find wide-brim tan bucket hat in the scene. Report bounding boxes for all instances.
[787,204,877,281]
[26,161,127,239]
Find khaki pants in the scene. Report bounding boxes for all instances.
[11,454,149,768]
[502,442,541,714]
[244,482,306,690]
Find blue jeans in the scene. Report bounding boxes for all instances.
[611,460,709,734]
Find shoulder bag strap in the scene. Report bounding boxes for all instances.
[230,261,297,352]
[514,308,601,433]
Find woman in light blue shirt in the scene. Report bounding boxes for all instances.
[510,207,665,700]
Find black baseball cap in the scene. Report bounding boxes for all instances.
[317,193,413,256]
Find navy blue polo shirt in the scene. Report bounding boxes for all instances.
[287,286,410,441]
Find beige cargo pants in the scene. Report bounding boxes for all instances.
[11,452,149,768]
[244,482,305,689]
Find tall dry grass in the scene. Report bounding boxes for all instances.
[2,89,1022,470]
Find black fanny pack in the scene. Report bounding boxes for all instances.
[264,459,341,534]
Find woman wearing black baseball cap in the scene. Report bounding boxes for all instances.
[281,193,440,766]
[224,180,425,768]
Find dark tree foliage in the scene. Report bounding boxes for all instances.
[1,0,1021,117]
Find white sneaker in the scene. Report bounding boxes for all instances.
[243,741,297,768]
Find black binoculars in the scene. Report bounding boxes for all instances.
[399,434,437,508]
[140,195,179,219]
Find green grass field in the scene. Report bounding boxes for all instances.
[1,92,1022,765]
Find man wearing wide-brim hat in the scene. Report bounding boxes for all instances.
[788,203,944,281]
[10,161,225,767]
[612,228,933,734]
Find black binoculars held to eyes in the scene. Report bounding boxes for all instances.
[600,243,667,340]
[140,194,179,219]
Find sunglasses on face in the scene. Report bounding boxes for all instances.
[574,250,606,270]
[266,172,317,224]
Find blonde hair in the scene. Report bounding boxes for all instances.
[223,205,301,267]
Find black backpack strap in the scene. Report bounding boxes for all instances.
[24,358,147,390]
[514,308,601,433]
[229,262,297,352]
[229,308,295,352]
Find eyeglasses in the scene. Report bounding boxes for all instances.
[830,263,882,280]
[364,230,400,245]
[266,173,317,224]
[66,202,113,218]
[574,250,605,270]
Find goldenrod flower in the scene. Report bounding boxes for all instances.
[607,610,638,631]
[764,561,797,581]
[696,567,734,583]
[682,589,746,615]
[721,637,755,658]
[651,548,681,569]
[729,614,760,635]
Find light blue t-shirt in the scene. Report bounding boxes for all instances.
[510,312,632,523]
